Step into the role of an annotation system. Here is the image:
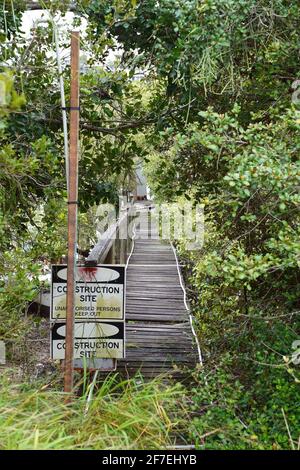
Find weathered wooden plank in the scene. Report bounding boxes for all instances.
[126,305,185,310]
[120,210,199,377]
[126,315,187,322]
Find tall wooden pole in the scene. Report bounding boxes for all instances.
[64,31,80,394]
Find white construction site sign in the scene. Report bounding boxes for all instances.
[51,265,125,321]
[51,321,125,359]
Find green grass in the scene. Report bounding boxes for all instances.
[0,372,184,450]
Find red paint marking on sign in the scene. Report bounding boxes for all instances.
[78,267,98,281]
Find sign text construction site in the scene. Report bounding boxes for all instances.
[51,265,125,320]
[51,321,125,359]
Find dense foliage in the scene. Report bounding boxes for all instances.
[84,0,300,448]
[0,1,144,339]
[0,0,299,450]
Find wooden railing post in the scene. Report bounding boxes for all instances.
[120,238,126,264]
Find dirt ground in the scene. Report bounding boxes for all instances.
[2,318,58,382]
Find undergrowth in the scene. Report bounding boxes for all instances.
[0,372,185,450]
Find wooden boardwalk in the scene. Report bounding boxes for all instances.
[118,207,201,378]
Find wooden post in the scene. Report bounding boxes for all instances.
[64,31,80,394]
[105,245,114,264]
[120,237,125,264]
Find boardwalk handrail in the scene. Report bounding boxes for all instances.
[85,207,134,265]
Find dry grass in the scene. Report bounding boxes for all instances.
[0,371,185,450]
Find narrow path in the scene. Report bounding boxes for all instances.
[118,206,200,378]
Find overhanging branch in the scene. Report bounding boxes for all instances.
[25,1,77,11]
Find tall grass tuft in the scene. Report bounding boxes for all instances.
[0,371,184,450]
